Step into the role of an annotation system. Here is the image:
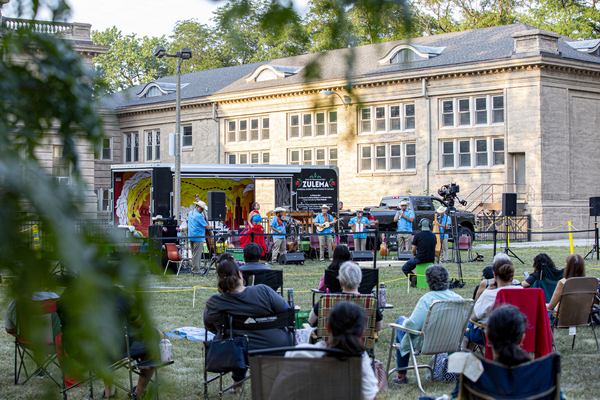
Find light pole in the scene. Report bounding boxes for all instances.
[152,45,192,222]
[319,90,351,109]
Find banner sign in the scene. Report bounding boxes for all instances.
[292,169,338,215]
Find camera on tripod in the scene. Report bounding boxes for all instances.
[438,183,467,209]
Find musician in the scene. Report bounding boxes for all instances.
[349,209,369,251]
[188,200,209,274]
[394,200,414,257]
[240,202,267,256]
[314,204,336,262]
[402,219,437,287]
[436,206,451,262]
[270,207,287,264]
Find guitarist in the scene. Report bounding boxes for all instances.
[314,204,336,262]
[270,207,287,264]
[436,206,451,262]
[188,200,209,274]
[349,208,369,251]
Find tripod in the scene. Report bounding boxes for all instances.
[448,209,464,286]
[584,216,599,260]
[504,216,524,264]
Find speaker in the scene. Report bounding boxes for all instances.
[351,251,373,261]
[207,191,227,221]
[278,253,305,265]
[502,193,517,217]
[147,224,177,269]
[397,251,412,261]
[590,197,600,217]
[152,168,172,218]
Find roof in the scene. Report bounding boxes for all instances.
[111,163,338,177]
[102,24,600,110]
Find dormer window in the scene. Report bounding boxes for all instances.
[379,44,445,65]
[566,39,600,56]
[146,86,163,97]
[137,82,189,98]
[246,65,303,83]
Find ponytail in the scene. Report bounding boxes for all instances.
[487,305,531,367]
[216,255,241,293]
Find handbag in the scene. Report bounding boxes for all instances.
[204,316,248,373]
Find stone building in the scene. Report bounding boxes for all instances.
[100,24,600,235]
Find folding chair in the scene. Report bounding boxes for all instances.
[386,299,474,393]
[347,234,355,250]
[11,297,63,387]
[311,268,379,305]
[241,269,284,297]
[551,276,599,353]
[309,235,320,259]
[248,346,362,400]
[531,264,564,302]
[203,308,295,399]
[315,294,378,360]
[456,353,561,400]
[457,236,473,262]
[163,243,190,275]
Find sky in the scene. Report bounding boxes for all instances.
[1,0,310,38]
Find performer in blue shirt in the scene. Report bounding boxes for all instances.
[436,206,451,262]
[188,200,209,274]
[314,204,336,262]
[394,200,414,258]
[349,209,370,251]
[270,207,287,263]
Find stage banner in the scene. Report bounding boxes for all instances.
[292,170,338,215]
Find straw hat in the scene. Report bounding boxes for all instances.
[400,200,409,206]
[437,206,447,214]
[195,200,208,210]
[274,207,286,213]
[356,208,364,213]
[321,204,330,210]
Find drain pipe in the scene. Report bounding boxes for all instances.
[212,103,220,164]
[422,78,431,194]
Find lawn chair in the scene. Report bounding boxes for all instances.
[309,234,320,259]
[386,299,474,393]
[314,294,378,360]
[347,234,355,250]
[163,243,190,275]
[311,268,379,305]
[551,276,599,353]
[531,264,564,303]
[457,236,473,262]
[242,269,284,297]
[248,347,362,400]
[456,353,561,400]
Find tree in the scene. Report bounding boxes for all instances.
[348,0,416,45]
[522,0,600,39]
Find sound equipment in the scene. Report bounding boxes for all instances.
[590,197,600,217]
[147,224,177,269]
[207,191,227,221]
[278,253,305,265]
[351,251,373,261]
[152,167,173,218]
[502,193,517,217]
[397,251,412,261]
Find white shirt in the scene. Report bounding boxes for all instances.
[473,286,523,324]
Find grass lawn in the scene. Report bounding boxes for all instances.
[1,245,600,399]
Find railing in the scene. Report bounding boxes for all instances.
[475,215,531,242]
[18,219,113,251]
[464,183,535,214]
[1,17,91,41]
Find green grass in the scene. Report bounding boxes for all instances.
[2,246,600,399]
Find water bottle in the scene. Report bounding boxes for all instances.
[159,338,172,362]
[287,288,294,309]
[379,283,386,309]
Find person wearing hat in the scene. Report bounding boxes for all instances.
[402,219,437,287]
[394,200,414,257]
[349,209,370,251]
[189,200,209,274]
[435,206,451,262]
[270,207,287,263]
[314,204,336,262]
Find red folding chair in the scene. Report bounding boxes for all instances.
[163,243,189,275]
[309,235,320,259]
[458,235,473,261]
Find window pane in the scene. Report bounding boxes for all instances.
[406,143,416,156]
[263,152,270,164]
[303,149,312,165]
[476,139,488,167]
[316,112,325,136]
[443,155,454,168]
[475,98,486,110]
[316,148,325,165]
[493,138,504,151]
[290,114,299,138]
[443,100,453,113]
[494,152,505,166]
[460,154,471,167]
[443,113,454,127]
[391,144,401,157]
[329,148,338,164]
[249,153,257,164]
[316,112,325,124]
[476,139,487,152]
[228,154,236,164]
[183,126,192,147]
[405,104,415,116]
[459,140,470,153]
[228,121,236,142]
[362,120,371,132]
[362,108,371,120]
[477,153,488,166]
[251,119,259,129]
[361,158,371,171]
[475,97,487,124]
[239,154,247,164]
[375,107,385,132]
[376,145,386,157]
[290,115,299,125]
[133,133,139,162]
[390,144,401,170]
[155,132,160,160]
[390,106,400,130]
[476,111,487,124]
[262,118,270,140]
[459,99,469,112]
[390,106,400,118]
[493,96,504,109]
[239,120,247,141]
[303,113,312,137]
[250,118,259,141]
[362,146,371,158]
[291,150,299,163]
[329,112,337,135]
[493,110,504,124]
[375,145,386,170]
[303,114,311,125]
[443,141,453,154]
[406,156,416,169]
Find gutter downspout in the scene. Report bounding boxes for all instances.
[212,103,219,164]
[423,78,431,194]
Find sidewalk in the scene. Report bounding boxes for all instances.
[473,238,595,249]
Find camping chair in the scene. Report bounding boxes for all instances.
[456,352,561,400]
[386,299,474,393]
[314,293,378,360]
[203,308,295,399]
[242,269,284,297]
[457,236,473,262]
[10,297,63,387]
[311,268,379,306]
[551,276,599,353]
[347,234,355,250]
[163,243,190,275]
[248,347,362,400]
[531,265,564,303]
[309,235,320,259]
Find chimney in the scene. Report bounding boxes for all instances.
[512,29,560,57]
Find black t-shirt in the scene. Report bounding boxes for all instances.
[525,272,540,286]
[412,231,436,263]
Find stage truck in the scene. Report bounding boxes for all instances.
[111,163,339,236]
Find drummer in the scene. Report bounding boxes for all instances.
[348,209,370,251]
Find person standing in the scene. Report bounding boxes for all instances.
[314,205,336,262]
[436,206,451,262]
[402,219,436,287]
[394,200,414,257]
[188,200,209,274]
[349,209,369,252]
[240,202,267,256]
[270,207,287,264]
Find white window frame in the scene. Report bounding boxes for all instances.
[227,151,270,165]
[359,143,416,172]
[226,116,270,143]
[124,132,139,163]
[359,103,416,134]
[145,130,160,161]
[183,126,193,147]
[52,145,71,185]
[440,95,505,128]
[288,147,338,165]
[439,137,505,169]
[96,188,111,212]
[95,138,113,161]
[250,152,260,164]
[288,111,338,139]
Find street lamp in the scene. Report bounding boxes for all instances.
[319,90,351,109]
[152,46,193,222]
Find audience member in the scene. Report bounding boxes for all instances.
[522,253,561,288]
[317,245,351,291]
[239,242,270,271]
[547,254,586,312]
[392,265,462,385]
[485,305,531,367]
[309,261,383,332]
[473,253,520,301]
[5,291,59,335]
[402,219,437,287]
[284,302,378,400]
[203,254,293,391]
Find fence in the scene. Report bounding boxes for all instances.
[18,219,113,251]
[475,215,531,242]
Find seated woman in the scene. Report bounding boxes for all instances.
[309,261,382,332]
[473,253,520,302]
[521,253,561,288]
[284,301,379,400]
[486,305,531,367]
[465,259,522,347]
[317,245,351,291]
[392,265,462,385]
[203,254,293,390]
[547,254,586,312]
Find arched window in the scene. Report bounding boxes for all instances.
[391,48,421,63]
[256,69,279,82]
[146,86,163,97]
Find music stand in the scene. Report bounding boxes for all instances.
[504,216,524,264]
